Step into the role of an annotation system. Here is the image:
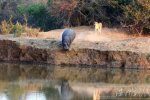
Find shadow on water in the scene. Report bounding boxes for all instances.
[0,63,150,99]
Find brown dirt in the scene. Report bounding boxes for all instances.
[1,26,150,53]
[0,29,150,68]
[38,26,131,42]
[36,26,150,53]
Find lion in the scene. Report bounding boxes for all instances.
[95,22,102,34]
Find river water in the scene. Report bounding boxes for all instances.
[0,63,150,100]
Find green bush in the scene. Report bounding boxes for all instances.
[16,4,27,15]
[17,3,62,31]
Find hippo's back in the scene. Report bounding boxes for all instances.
[62,29,75,38]
[62,29,76,50]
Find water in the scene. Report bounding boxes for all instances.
[0,63,150,100]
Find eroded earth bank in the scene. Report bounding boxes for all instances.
[0,35,150,69]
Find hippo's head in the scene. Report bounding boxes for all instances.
[62,42,70,50]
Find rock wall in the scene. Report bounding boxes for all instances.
[0,38,150,69]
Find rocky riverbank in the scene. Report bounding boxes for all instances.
[0,36,150,69]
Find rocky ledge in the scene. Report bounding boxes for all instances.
[0,36,150,69]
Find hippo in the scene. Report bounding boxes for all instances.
[61,29,76,50]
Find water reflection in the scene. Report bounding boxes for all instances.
[0,63,149,99]
[59,80,73,100]
[21,92,46,100]
[0,93,9,100]
[0,63,150,84]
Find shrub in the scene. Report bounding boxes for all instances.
[67,0,150,34]
[24,26,40,37]
[48,0,78,27]
[0,16,14,34]
[0,16,40,37]
[12,22,40,37]
[120,0,150,34]
[17,3,62,31]
[0,20,12,34]
[1,0,149,34]
[13,21,24,37]
[16,4,27,15]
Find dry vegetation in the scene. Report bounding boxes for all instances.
[0,17,40,37]
[0,20,12,35]
[23,27,40,37]
[0,0,149,35]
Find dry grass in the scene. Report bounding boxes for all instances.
[0,19,40,37]
[0,20,13,34]
[23,27,40,37]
